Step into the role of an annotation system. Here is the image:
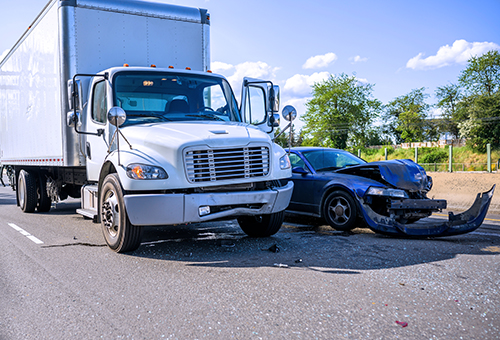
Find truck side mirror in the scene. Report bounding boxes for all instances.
[108,107,127,127]
[269,85,280,113]
[282,105,297,122]
[67,79,83,112]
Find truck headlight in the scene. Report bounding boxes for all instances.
[366,187,408,198]
[280,154,291,170]
[126,163,168,180]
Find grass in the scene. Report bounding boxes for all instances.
[353,146,500,171]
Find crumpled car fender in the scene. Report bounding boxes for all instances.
[357,185,495,237]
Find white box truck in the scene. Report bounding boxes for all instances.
[0,0,296,252]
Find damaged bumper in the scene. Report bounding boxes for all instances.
[359,185,496,237]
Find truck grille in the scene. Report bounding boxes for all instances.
[185,145,270,183]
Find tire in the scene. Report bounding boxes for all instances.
[100,174,143,253]
[237,211,285,237]
[37,175,51,212]
[18,170,37,213]
[323,190,357,231]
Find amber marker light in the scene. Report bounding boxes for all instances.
[123,63,129,67]
[131,165,145,179]
[168,65,174,69]
[185,67,191,70]
[151,64,156,68]
[207,70,212,73]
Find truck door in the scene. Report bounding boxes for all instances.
[85,79,110,182]
[240,77,278,134]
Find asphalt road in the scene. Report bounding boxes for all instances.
[1,181,499,339]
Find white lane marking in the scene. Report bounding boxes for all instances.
[7,223,44,244]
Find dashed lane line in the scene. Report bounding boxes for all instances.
[7,223,44,244]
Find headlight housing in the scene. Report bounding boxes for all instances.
[279,154,291,170]
[366,186,408,198]
[126,163,168,180]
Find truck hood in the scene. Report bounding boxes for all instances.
[121,121,270,153]
[335,159,431,192]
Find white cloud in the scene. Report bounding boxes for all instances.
[284,72,330,97]
[212,61,279,98]
[406,39,500,70]
[302,52,337,69]
[211,61,234,73]
[351,55,368,63]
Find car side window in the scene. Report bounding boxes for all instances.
[289,153,307,169]
[92,80,107,123]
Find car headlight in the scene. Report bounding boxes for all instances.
[366,186,408,198]
[280,154,291,170]
[126,163,168,180]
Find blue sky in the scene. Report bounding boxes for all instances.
[1,0,499,129]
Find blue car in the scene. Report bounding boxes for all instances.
[285,147,495,237]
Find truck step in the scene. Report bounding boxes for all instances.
[76,208,98,223]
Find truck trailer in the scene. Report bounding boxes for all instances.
[0,0,295,252]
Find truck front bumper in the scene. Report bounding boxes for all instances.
[123,181,294,226]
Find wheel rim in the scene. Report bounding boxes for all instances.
[18,175,26,208]
[102,189,120,239]
[328,196,351,226]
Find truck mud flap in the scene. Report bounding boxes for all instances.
[359,185,495,237]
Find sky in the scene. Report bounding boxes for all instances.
[1,0,499,129]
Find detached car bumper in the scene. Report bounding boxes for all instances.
[123,181,294,226]
[359,185,495,237]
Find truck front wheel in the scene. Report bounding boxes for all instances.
[18,169,37,213]
[237,211,285,237]
[100,174,143,253]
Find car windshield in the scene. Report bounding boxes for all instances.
[112,72,241,126]
[302,149,366,171]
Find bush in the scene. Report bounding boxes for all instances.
[419,148,448,163]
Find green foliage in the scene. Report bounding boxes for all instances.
[301,73,381,149]
[383,88,431,143]
[418,148,448,163]
[459,50,500,96]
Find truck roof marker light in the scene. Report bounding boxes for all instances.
[207,70,212,73]
[123,63,129,67]
[185,67,191,70]
[168,65,174,69]
[151,64,156,68]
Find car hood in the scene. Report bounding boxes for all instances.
[335,159,430,191]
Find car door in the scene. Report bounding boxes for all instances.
[288,152,322,215]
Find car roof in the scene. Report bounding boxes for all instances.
[288,147,343,152]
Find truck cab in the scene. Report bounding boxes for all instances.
[71,66,294,252]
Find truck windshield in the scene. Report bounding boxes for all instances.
[113,72,241,126]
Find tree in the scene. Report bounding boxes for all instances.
[383,88,430,143]
[459,50,500,96]
[301,73,381,149]
[456,50,500,151]
[435,83,463,139]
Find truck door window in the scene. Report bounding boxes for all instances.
[244,86,266,124]
[92,80,107,124]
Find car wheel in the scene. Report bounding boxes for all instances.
[100,174,143,253]
[323,190,357,231]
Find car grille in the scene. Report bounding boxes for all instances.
[185,145,270,183]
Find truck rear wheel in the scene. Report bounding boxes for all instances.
[18,170,37,213]
[37,175,52,212]
[100,174,143,253]
[237,211,285,237]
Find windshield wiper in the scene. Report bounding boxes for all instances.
[186,113,224,121]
